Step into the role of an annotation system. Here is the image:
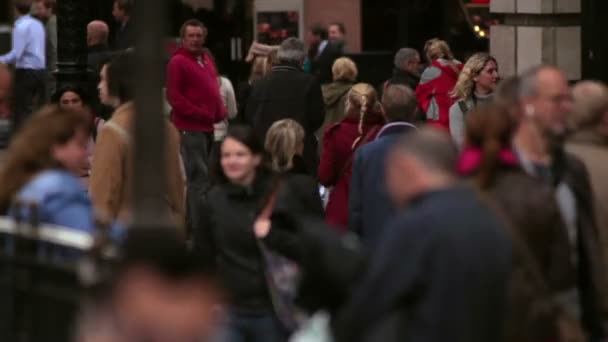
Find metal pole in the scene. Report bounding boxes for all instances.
[55,0,89,93]
[132,0,170,228]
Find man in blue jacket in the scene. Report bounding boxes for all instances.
[349,84,417,248]
[336,128,512,342]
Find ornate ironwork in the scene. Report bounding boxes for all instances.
[55,0,91,93]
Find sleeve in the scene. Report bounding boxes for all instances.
[317,126,338,186]
[244,83,260,126]
[48,19,57,63]
[165,125,186,230]
[88,126,125,225]
[449,102,465,149]
[334,220,431,342]
[224,78,238,120]
[349,150,364,235]
[193,197,218,271]
[415,66,441,113]
[0,24,27,64]
[165,58,217,125]
[307,79,325,133]
[46,193,96,232]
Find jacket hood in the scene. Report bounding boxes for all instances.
[432,59,462,81]
[322,82,353,106]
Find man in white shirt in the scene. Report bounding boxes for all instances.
[0,0,46,131]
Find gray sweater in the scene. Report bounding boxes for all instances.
[449,93,493,149]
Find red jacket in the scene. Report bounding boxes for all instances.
[166,48,226,132]
[415,59,462,130]
[319,112,386,231]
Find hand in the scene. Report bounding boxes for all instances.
[254,218,271,239]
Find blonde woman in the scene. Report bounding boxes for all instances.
[265,119,307,174]
[237,50,277,123]
[318,57,358,145]
[319,83,386,230]
[449,53,498,149]
[415,39,463,130]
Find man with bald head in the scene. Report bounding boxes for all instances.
[514,66,608,340]
[567,81,608,272]
[87,20,111,77]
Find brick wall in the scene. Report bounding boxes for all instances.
[304,0,361,52]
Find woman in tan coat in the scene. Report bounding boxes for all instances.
[90,51,185,228]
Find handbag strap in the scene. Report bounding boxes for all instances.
[257,177,283,221]
[339,126,380,177]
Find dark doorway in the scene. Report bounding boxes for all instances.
[361,0,478,61]
[582,0,608,82]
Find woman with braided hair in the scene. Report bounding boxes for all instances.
[318,83,386,230]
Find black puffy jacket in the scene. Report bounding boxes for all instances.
[194,171,323,310]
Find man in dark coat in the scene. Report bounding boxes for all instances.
[349,84,417,248]
[514,65,608,339]
[386,47,421,90]
[112,0,134,51]
[335,128,512,342]
[87,20,112,77]
[245,37,325,175]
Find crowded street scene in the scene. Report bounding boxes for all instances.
[1,0,608,341]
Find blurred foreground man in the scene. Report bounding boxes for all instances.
[566,81,608,288]
[77,229,218,342]
[336,128,511,342]
[514,66,608,339]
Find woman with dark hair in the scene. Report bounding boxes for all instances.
[89,51,185,228]
[459,105,578,342]
[53,85,105,187]
[195,125,322,342]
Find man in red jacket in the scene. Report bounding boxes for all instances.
[166,19,225,232]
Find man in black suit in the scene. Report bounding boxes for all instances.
[112,0,134,51]
[316,22,346,84]
[245,37,325,175]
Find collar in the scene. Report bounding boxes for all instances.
[569,129,608,147]
[392,68,420,81]
[318,40,328,53]
[457,147,519,175]
[376,122,417,139]
[16,14,32,23]
[88,44,109,52]
[272,63,303,73]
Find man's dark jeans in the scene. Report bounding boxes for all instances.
[180,130,213,236]
[12,69,46,132]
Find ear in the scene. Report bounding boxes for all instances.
[253,154,262,167]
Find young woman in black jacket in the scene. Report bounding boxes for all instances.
[194,126,323,342]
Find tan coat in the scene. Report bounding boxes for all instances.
[566,129,608,267]
[89,102,185,229]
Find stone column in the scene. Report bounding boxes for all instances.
[55,0,90,93]
[490,0,582,80]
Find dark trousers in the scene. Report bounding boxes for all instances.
[216,310,288,342]
[180,131,213,236]
[12,69,46,132]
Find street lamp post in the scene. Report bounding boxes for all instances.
[132,0,171,228]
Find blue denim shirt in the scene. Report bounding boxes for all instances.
[11,169,96,232]
[0,14,46,69]
[6,170,124,261]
